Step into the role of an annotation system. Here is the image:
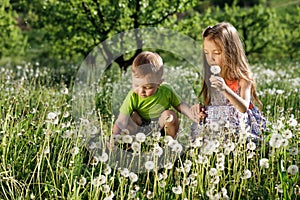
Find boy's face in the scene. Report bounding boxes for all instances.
[132,74,162,98]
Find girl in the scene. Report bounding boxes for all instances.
[191,22,266,139]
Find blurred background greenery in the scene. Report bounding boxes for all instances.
[1,0,299,84]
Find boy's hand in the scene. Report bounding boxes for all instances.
[190,104,206,123]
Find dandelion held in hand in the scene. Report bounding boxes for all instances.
[210,65,221,75]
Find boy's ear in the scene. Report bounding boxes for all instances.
[159,79,164,84]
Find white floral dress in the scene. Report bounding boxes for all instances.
[191,80,266,139]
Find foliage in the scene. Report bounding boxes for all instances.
[0,0,27,64]
[10,0,197,70]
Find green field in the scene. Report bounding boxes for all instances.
[0,59,299,199]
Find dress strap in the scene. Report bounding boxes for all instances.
[225,79,239,92]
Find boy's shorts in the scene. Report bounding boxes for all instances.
[138,117,165,136]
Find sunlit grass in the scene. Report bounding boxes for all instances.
[0,60,299,199]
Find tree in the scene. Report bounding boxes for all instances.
[13,0,197,70]
[0,0,27,64]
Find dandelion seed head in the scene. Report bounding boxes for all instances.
[120,129,130,135]
[44,146,50,154]
[46,112,59,124]
[99,152,108,162]
[165,114,174,123]
[287,165,299,175]
[122,135,133,143]
[289,147,298,156]
[147,191,153,199]
[210,65,221,75]
[153,145,163,157]
[288,116,297,127]
[92,175,106,186]
[78,176,87,186]
[209,168,218,176]
[145,161,154,171]
[172,185,182,194]
[91,156,99,166]
[211,176,220,184]
[61,87,69,95]
[104,165,112,175]
[242,169,252,179]
[247,141,256,151]
[136,132,146,143]
[131,141,141,152]
[120,168,130,177]
[247,151,255,159]
[172,143,183,153]
[282,129,293,139]
[269,133,283,148]
[129,172,138,182]
[275,184,283,193]
[259,158,269,169]
[70,147,79,156]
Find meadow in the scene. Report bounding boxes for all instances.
[0,60,299,200]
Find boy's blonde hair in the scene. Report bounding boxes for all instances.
[132,51,163,80]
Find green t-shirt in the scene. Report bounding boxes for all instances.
[120,83,181,120]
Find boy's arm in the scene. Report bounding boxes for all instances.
[174,102,199,123]
[112,113,130,135]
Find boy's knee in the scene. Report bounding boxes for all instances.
[131,111,142,126]
[160,110,178,125]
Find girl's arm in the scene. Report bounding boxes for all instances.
[210,76,251,113]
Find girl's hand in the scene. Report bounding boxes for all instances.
[209,75,226,91]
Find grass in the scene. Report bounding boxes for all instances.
[0,60,299,199]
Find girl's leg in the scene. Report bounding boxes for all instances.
[159,110,179,138]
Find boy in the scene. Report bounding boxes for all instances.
[112,51,197,138]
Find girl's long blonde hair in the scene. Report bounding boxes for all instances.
[199,22,263,109]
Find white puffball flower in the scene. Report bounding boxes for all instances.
[99,153,108,162]
[259,158,269,169]
[145,161,155,171]
[269,133,283,148]
[172,143,183,153]
[129,172,138,182]
[120,168,130,177]
[247,141,256,151]
[165,114,174,123]
[78,176,87,186]
[289,147,298,156]
[210,65,221,75]
[287,165,299,175]
[70,147,79,156]
[131,141,141,152]
[282,129,293,139]
[136,132,146,143]
[153,145,164,157]
[47,112,59,124]
[209,168,218,176]
[172,185,183,195]
[241,169,252,179]
[122,135,133,144]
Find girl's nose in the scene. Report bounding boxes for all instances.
[207,54,215,62]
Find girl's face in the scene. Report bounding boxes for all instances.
[203,38,223,68]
